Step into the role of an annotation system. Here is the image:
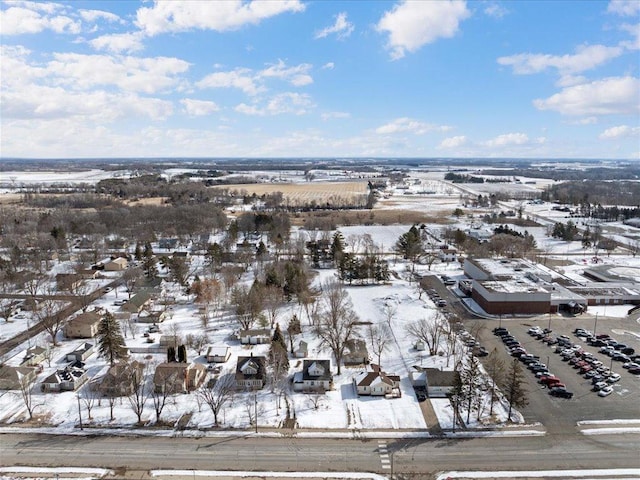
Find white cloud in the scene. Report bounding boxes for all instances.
[497,44,623,75]
[46,53,190,94]
[259,60,313,86]
[482,133,529,147]
[321,111,350,121]
[0,3,81,35]
[607,0,640,16]
[235,92,315,116]
[89,32,144,53]
[79,9,121,24]
[197,68,262,96]
[322,62,335,70]
[376,1,470,60]
[599,125,640,139]
[180,98,220,116]
[315,12,354,40]
[438,135,467,148]
[135,0,305,36]
[619,23,640,50]
[484,3,508,19]
[571,116,598,125]
[376,117,451,135]
[533,76,640,116]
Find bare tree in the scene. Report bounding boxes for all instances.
[79,381,99,421]
[501,358,529,423]
[35,290,65,346]
[149,365,176,423]
[307,391,326,410]
[127,363,148,424]
[405,312,447,356]
[313,281,360,375]
[382,303,397,327]
[485,347,505,416]
[367,323,391,367]
[263,285,284,328]
[197,374,236,426]
[122,267,143,299]
[185,333,209,356]
[16,372,41,420]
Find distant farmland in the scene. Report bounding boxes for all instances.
[209,181,369,207]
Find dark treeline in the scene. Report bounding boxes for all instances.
[541,180,640,209]
[482,165,640,181]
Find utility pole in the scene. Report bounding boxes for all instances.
[254,392,258,434]
[594,313,598,336]
[76,394,83,430]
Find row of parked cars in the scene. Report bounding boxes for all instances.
[493,326,574,399]
[573,328,640,375]
[426,288,447,308]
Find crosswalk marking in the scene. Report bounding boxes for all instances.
[378,441,391,469]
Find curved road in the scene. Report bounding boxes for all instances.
[2,432,639,479]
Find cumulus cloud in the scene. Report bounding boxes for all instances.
[259,60,313,86]
[197,61,313,95]
[607,0,640,16]
[438,135,468,149]
[180,98,220,116]
[322,62,335,70]
[376,1,470,60]
[1,2,81,35]
[315,12,354,40]
[89,32,144,54]
[78,9,121,24]
[135,0,305,36]
[497,44,623,76]
[533,76,640,116]
[376,117,451,135]
[482,133,529,147]
[599,125,640,139]
[235,92,315,116]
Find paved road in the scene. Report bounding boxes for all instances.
[2,432,639,479]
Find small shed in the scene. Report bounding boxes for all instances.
[206,345,231,363]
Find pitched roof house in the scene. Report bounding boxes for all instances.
[99,361,145,397]
[239,329,271,345]
[353,365,401,397]
[294,340,308,358]
[104,257,128,271]
[235,355,266,390]
[343,339,370,366]
[293,359,333,392]
[0,365,37,390]
[21,345,49,367]
[423,368,459,398]
[65,311,102,339]
[153,362,206,394]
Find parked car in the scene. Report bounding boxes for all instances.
[597,386,614,397]
[628,367,640,375]
[549,387,573,399]
[612,353,630,362]
[621,347,635,356]
[592,381,608,392]
[622,362,640,370]
[606,373,621,383]
[436,299,448,308]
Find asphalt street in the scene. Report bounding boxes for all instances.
[2,432,640,479]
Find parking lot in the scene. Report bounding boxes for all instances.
[469,313,640,432]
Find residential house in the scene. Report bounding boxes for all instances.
[159,335,181,349]
[343,339,369,366]
[136,310,166,324]
[206,345,231,363]
[294,340,308,358]
[122,292,152,314]
[55,273,84,292]
[66,342,94,362]
[21,345,48,367]
[99,361,145,397]
[65,311,102,338]
[41,365,88,392]
[293,359,333,392]
[239,328,271,345]
[353,365,400,397]
[423,368,459,398]
[439,248,458,263]
[235,355,266,390]
[104,257,128,271]
[153,362,206,394]
[158,238,179,250]
[0,365,37,390]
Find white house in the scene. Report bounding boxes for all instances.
[352,365,400,397]
[206,345,231,363]
[238,328,271,345]
[293,359,333,392]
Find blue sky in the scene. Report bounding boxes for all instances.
[1,0,638,159]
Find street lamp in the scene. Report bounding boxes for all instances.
[593,313,598,336]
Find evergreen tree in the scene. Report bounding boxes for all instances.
[178,345,187,363]
[330,231,344,266]
[269,324,289,371]
[134,243,142,261]
[395,225,423,261]
[167,346,176,363]
[143,242,157,278]
[97,311,128,366]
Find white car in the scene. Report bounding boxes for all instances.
[606,373,621,383]
[598,386,614,397]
